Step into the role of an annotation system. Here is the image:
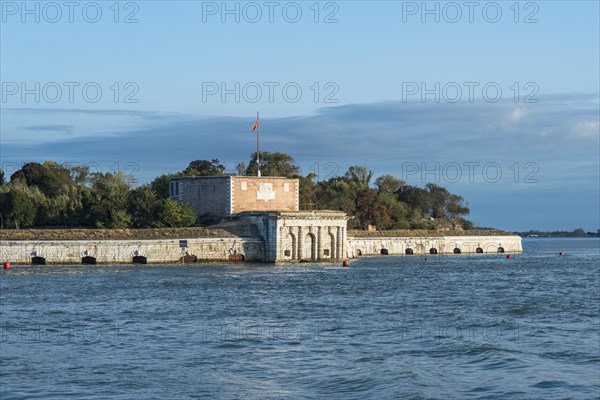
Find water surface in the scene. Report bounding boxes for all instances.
[1,238,599,399]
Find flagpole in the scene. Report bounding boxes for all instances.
[256,111,261,177]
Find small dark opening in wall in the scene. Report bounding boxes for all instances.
[498,247,505,253]
[380,249,389,255]
[324,249,330,256]
[453,248,461,254]
[228,254,245,262]
[31,256,46,265]
[180,255,198,263]
[429,248,438,254]
[284,250,291,257]
[405,248,414,255]
[82,256,96,265]
[133,255,147,264]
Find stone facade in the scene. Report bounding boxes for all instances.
[347,235,522,257]
[0,237,264,264]
[170,176,299,219]
[236,211,348,262]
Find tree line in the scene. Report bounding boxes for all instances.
[0,153,472,230]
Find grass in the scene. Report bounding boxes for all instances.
[0,227,516,240]
[348,229,515,237]
[0,227,235,240]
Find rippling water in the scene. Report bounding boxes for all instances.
[1,238,599,399]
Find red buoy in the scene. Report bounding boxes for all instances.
[342,260,349,267]
[559,252,565,256]
[3,262,10,270]
[506,255,512,259]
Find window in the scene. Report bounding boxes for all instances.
[241,181,247,190]
[170,182,179,196]
[284,183,290,192]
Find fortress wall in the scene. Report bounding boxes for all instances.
[0,237,264,264]
[347,236,522,257]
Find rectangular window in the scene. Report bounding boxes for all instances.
[170,181,179,197]
[241,181,248,191]
[324,249,330,256]
[283,183,290,192]
[284,250,291,257]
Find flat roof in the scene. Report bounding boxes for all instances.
[170,176,298,180]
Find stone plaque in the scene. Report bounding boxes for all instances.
[257,183,276,201]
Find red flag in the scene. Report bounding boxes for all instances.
[251,118,259,132]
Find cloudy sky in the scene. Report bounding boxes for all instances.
[1,1,598,231]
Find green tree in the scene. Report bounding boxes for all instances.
[573,228,586,237]
[11,161,71,197]
[344,166,373,189]
[2,188,37,229]
[355,189,392,229]
[128,186,159,228]
[0,169,5,186]
[184,159,226,176]
[246,151,300,177]
[156,199,197,227]
[85,172,132,228]
[299,173,317,210]
[314,178,358,220]
[150,173,176,199]
[375,174,405,194]
[235,162,247,176]
[0,188,10,228]
[397,185,430,217]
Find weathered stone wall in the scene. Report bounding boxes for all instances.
[170,176,231,218]
[225,212,348,262]
[0,237,264,265]
[231,176,299,213]
[347,235,522,257]
[170,176,299,218]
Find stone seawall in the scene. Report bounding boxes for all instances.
[0,237,264,265]
[347,236,522,257]
[1,232,522,264]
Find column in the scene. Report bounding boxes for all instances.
[341,226,346,259]
[317,226,324,260]
[297,226,303,260]
[335,226,342,259]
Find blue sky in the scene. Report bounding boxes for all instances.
[1,1,599,231]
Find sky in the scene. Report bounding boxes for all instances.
[1,0,599,231]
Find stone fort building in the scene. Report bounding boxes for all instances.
[170,176,348,262]
[167,175,522,263]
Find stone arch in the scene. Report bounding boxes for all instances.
[405,248,414,255]
[283,232,296,259]
[355,249,363,257]
[323,232,336,258]
[476,247,484,253]
[453,248,461,254]
[303,232,316,260]
[380,248,389,255]
[429,248,438,254]
[497,247,505,253]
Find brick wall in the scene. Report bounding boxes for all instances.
[231,177,298,213]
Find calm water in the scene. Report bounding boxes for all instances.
[1,238,599,399]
